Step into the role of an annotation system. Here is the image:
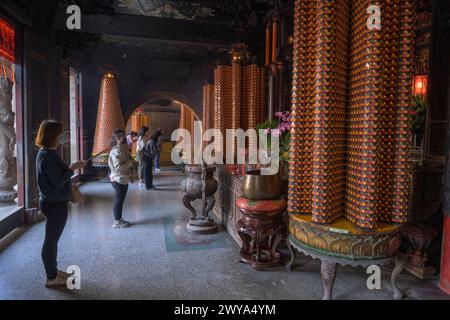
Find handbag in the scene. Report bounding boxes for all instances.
[71,183,83,203]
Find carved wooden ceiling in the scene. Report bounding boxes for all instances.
[56,0,275,26]
[49,0,280,66]
[115,0,239,23]
[54,0,276,58]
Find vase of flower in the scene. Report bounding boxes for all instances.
[256,111,291,174]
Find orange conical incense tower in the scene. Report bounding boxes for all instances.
[130,107,150,157]
[92,72,125,166]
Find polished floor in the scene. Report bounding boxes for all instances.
[0,170,448,300]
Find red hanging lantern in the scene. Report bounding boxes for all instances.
[413,75,428,96]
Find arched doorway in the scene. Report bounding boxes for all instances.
[129,91,200,121]
[126,91,200,166]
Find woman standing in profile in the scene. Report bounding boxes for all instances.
[135,126,150,188]
[108,129,134,228]
[35,120,86,288]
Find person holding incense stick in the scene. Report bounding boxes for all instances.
[35,120,87,288]
[108,129,134,228]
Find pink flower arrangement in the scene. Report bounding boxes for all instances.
[275,111,290,122]
[274,111,291,132]
[256,111,292,161]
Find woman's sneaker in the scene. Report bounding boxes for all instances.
[57,270,74,278]
[119,219,131,226]
[112,219,131,228]
[45,272,69,288]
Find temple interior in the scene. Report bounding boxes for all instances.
[0,0,450,301]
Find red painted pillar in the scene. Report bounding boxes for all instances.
[440,215,450,294]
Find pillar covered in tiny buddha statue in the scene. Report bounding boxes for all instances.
[441,156,450,294]
[287,0,416,300]
[440,214,450,294]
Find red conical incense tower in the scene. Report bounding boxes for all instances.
[92,72,125,166]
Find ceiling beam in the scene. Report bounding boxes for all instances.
[55,12,261,46]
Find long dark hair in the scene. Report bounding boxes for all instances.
[111,129,126,147]
[138,126,149,138]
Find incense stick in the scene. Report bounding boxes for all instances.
[86,146,112,162]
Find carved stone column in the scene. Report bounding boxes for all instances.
[0,77,17,202]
